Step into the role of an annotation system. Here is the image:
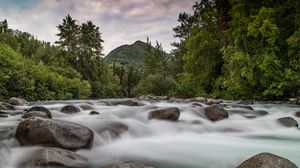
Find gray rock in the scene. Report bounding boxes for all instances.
[0,102,15,110]
[277,117,298,128]
[101,161,154,168]
[237,100,254,105]
[16,117,93,150]
[237,152,298,168]
[23,147,88,168]
[79,103,95,110]
[60,105,81,114]
[204,105,228,121]
[255,110,269,116]
[27,106,52,118]
[148,107,180,121]
[90,111,100,115]
[22,111,49,119]
[7,97,28,106]
[191,97,207,103]
[191,102,203,107]
[97,121,128,138]
[224,104,254,110]
[295,111,300,118]
[105,99,141,106]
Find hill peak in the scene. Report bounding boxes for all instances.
[105,40,148,66]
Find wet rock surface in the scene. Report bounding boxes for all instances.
[277,117,298,128]
[237,100,254,105]
[204,105,229,121]
[101,161,154,168]
[27,106,52,118]
[7,97,29,106]
[90,111,100,115]
[22,111,50,119]
[16,117,94,150]
[148,107,180,121]
[96,121,128,138]
[237,152,298,168]
[60,104,81,114]
[23,147,88,168]
[104,99,142,106]
[79,103,95,110]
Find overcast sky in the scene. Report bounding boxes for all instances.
[0,0,195,55]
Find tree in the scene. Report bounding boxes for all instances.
[180,0,223,96]
[0,19,8,33]
[55,14,80,66]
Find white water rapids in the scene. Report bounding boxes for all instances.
[0,99,300,168]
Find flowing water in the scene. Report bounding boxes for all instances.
[0,99,300,168]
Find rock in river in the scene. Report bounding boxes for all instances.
[60,104,81,114]
[237,152,298,168]
[7,97,28,106]
[105,99,141,106]
[16,117,93,150]
[79,103,95,110]
[22,111,50,119]
[23,147,88,168]
[277,117,298,128]
[96,121,128,138]
[27,106,52,118]
[204,104,228,121]
[237,100,254,105]
[101,161,154,168]
[148,107,180,121]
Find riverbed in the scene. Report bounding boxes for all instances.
[0,99,299,168]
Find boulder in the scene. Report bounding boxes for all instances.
[295,111,300,118]
[238,100,254,105]
[277,117,298,128]
[191,97,207,103]
[90,111,100,115]
[224,104,254,110]
[254,110,269,116]
[101,161,154,168]
[16,117,93,150]
[22,111,49,119]
[7,97,28,106]
[106,99,141,106]
[0,102,15,110]
[27,106,52,118]
[139,95,169,101]
[204,105,228,121]
[23,147,88,168]
[148,107,180,121]
[79,103,95,110]
[237,152,298,168]
[97,121,128,138]
[191,102,203,107]
[205,99,222,105]
[60,104,81,114]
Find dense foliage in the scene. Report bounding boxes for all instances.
[1,0,299,100]
[167,0,300,100]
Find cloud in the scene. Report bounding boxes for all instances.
[0,0,195,54]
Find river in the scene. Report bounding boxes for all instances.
[0,99,299,168]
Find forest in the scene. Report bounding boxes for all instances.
[0,0,300,101]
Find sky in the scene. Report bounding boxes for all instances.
[0,0,195,55]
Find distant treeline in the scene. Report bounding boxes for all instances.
[0,0,300,100]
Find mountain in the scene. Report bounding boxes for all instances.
[105,40,147,66]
